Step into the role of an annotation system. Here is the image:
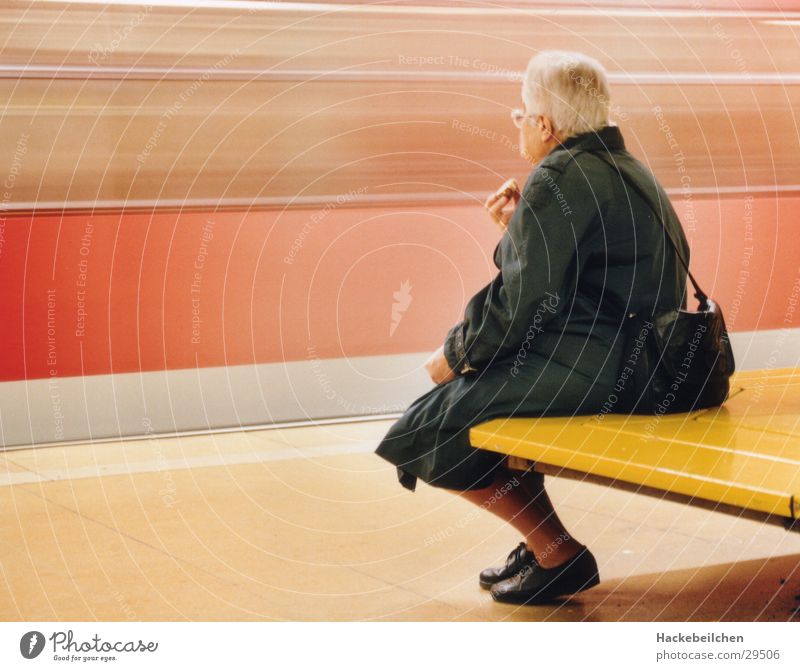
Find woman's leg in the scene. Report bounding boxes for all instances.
[456,463,584,568]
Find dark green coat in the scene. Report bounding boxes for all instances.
[443,124,689,381]
[375,125,690,492]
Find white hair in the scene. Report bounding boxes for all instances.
[522,50,611,139]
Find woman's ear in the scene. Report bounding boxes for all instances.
[539,115,562,143]
[538,115,553,138]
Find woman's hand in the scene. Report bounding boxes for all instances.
[485,178,520,232]
[424,345,457,385]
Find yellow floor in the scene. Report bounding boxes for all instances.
[1,419,798,621]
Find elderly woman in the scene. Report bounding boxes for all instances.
[374,50,689,604]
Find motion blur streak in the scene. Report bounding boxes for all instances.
[0,0,798,438]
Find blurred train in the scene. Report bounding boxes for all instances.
[1,0,799,446]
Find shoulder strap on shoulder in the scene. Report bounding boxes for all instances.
[583,149,708,307]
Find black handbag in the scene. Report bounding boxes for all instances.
[589,150,736,415]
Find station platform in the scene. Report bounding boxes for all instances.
[1,418,798,621]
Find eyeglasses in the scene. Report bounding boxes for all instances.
[510,108,539,129]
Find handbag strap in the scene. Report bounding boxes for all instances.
[584,149,708,307]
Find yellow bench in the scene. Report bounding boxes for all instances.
[470,367,800,530]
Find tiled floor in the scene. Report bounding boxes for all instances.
[1,419,798,621]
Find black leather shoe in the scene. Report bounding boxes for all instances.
[490,545,599,604]
[479,541,537,590]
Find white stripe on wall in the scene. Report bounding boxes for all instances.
[0,353,427,449]
[0,328,797,449]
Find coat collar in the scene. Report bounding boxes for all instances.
[557,124,626,154]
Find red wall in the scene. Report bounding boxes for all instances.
[1,195,797,383]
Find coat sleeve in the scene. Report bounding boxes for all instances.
[492,240,503,269]
[443,163,601,375]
